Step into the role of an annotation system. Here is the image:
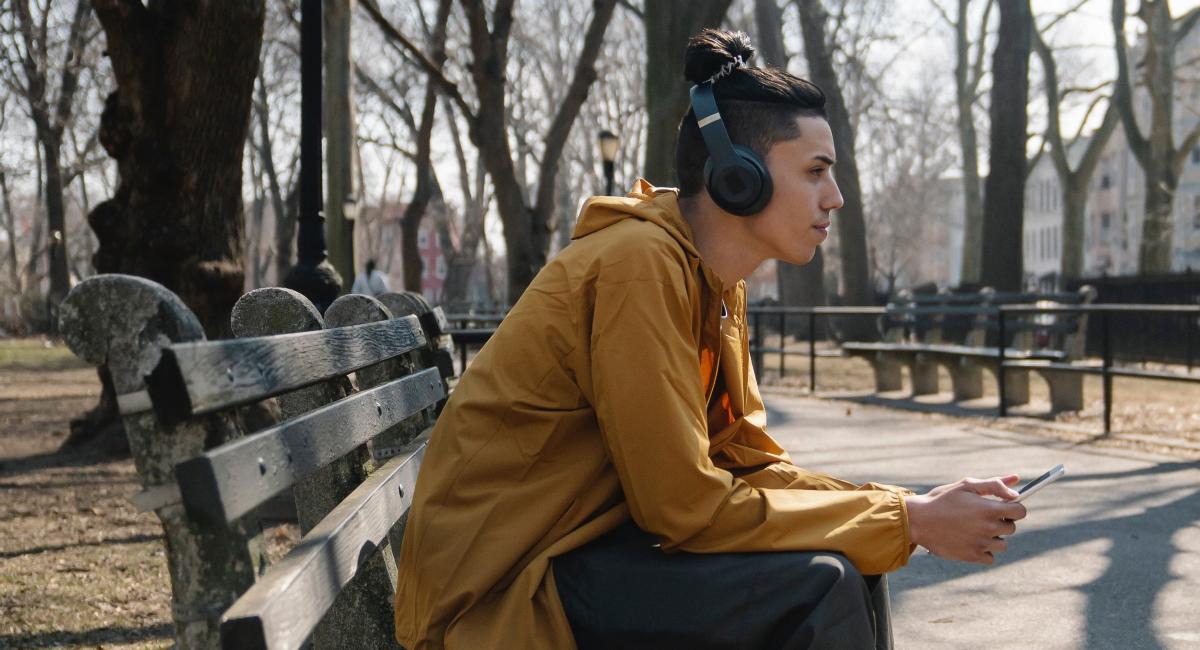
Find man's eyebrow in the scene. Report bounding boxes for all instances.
[813,155,836,166]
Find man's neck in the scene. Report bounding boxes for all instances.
[678,194,763,287]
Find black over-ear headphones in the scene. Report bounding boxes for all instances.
[688,81,773,216]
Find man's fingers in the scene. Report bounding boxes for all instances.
[968,476,1022,500]
[988,537,1009,554]
[1000,502,1028,521]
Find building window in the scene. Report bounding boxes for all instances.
[1193,146,1200,165]
[1100,173,1112,189]
[436,256,447,279]
[1194,195,1200,230]
[418,230,429,248]
[1101,212,1111,230]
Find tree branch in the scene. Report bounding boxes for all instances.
[968,0,995,98]
[1174,6,1200,45]
[1110,0,1150,161]
[617,0,644,20]
[533,0,619,219]
[358,0,474,121]
[1173,120,1200,172]
[51,0,92,137]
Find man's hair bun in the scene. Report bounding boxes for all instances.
[683,29,756,85]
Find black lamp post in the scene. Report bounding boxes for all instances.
[284,0,342,312]
[597,130,619,196]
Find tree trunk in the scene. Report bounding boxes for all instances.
[756,0,827,331]
[1,171,21,319]
[324,0,357,292]
[400,0,452,293]
[89,1,264,335]
[1110,0,1200,274]
[254,76,287,285]
[796,0,874,343]
[643,0,734,185]
[955,0,988,284]
[979,0,1031,292]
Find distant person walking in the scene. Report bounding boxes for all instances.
[352,259,391,296]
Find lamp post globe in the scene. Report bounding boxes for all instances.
[597,130,619,196]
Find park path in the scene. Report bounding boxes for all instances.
[762,392,1200,650]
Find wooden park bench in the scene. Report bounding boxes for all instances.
[59,273,456,650]
[842,286,1097,413]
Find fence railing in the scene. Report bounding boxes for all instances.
[443,305,1200,434]
[747,304,1200,433]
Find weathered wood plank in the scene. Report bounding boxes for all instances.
[220,431,429,650]
[175,367,444,525]
[148,316,427,422]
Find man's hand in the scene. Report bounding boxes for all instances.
[904,475,1027,564]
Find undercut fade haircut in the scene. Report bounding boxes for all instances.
[676,29,827,197]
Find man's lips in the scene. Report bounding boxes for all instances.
[813,222,831,232]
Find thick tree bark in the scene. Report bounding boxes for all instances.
[1111,0,1200,274]
[88,0,263,337]
[979,0,1031,292]
[796,0,874,335]
[755,0,827,335]
[643,0,734,185]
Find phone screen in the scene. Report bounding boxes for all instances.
[1015,464,1066,502]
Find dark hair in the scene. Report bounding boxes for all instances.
[676,29,827,197]
[366,259,376,273]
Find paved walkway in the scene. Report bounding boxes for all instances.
[761,392,1200,650]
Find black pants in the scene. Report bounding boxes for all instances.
[553,522,892,650]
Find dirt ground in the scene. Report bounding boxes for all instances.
[1,336,1197,648]
[0,340,172,649]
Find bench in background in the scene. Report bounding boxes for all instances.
[843,286,1096,413]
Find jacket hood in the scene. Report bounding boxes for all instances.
[570,179,700,259]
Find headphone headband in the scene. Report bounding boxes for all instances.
[689,82,742,176]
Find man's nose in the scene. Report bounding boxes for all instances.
[822,178,844,211]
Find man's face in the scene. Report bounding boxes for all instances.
[748,116,843,266]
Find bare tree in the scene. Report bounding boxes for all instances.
[363,0,618,303]
[1031,13,1119,281]
[1111,0,1200,273]
[929,0,993,285]
[3,0,95,328]
[979,0,1032,292]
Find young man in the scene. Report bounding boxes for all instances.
[394,29,1026,649]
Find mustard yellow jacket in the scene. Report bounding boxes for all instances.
[394,180,914,649]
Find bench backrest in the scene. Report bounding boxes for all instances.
[878,286,1097,358]
[59,274,454,650]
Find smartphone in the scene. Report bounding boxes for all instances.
[1014,464,1066,503]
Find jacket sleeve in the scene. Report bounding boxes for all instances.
[735,350,915,497]
[588,251,913,575]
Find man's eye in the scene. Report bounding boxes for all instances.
[810,167,825,176]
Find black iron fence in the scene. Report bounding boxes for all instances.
[443,304,1200,434]
[746,304,1200,433]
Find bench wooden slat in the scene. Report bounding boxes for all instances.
[220,430,430,650]
[176,367,444,525]
[147,316,427,421]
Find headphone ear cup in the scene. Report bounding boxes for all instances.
[704,145,773,216]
